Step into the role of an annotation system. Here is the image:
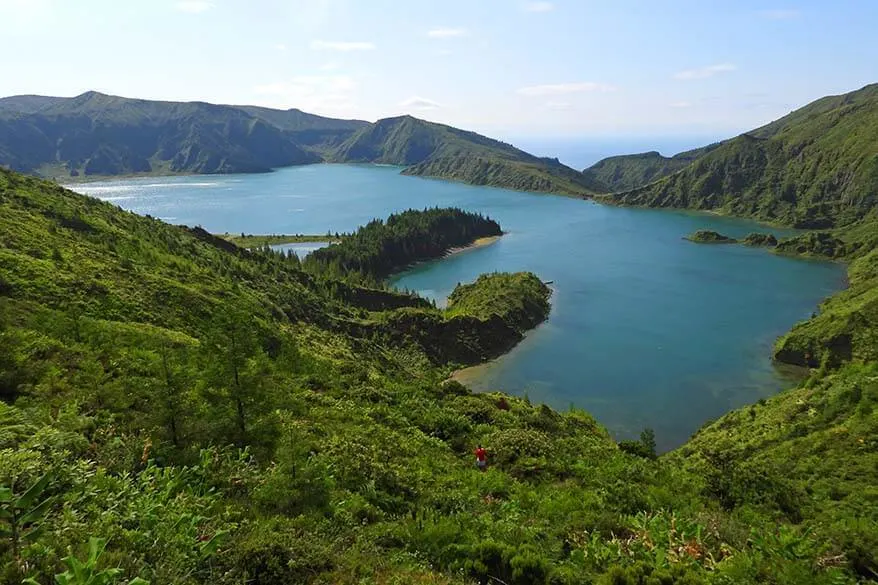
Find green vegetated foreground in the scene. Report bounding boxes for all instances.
[1,163,876,585]
[2,82,878,585]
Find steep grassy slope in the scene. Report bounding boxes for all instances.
[0,91,327,175]
[331,115,601,195]
[604,83,878,228]
[773,242,878,368]
[2,167,872,584]
[673,363,878,581]
[582,144,720,192]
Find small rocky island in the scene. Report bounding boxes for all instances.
[685,229,738,244]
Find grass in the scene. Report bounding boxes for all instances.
[1,165,876,584]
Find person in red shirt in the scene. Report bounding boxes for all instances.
[474,444,487,471]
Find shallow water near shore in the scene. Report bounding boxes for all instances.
[72,164,846,450]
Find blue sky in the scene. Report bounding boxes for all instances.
[1,0,875,140]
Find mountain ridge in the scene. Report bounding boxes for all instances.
[0,91,596,195]
[599,82,878,228]
[582,143,721,192]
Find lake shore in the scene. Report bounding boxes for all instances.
[445,235,501,257]
[217,233,341,248]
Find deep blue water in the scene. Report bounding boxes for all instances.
[72,164,845,450]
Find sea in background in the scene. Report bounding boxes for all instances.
[70,154,844,451]
[504,136,724,170]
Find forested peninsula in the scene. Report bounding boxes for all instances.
[303,207,502,284]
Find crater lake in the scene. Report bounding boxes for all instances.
[71,164,846,450]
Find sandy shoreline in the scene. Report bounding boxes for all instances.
[444,235,501,257]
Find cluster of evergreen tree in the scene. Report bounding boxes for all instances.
[304,207,501,284]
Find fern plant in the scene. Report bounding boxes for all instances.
[0,474,54,563]
[23,538,148,585]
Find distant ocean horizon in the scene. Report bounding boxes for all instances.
[501,135,725,171]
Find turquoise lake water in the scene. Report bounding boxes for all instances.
[71,164,846,450]
[272,242,330,257]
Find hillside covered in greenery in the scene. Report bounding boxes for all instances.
[581,144,720,193]
[303,207,502,284]
[0,92,336,175]
[0,92,596,196]
[332,115,600,195]
[3,165,876,584]
[602,83,878,229]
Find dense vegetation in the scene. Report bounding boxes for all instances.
[581,145,720,193]
[332,115,600,195]
[0,93,596,196]
[773,231,878,368]
[684,230,737,244]
[603,83,878,229]
[742,232,778,247]
[447,272,551,333]
[673,362,878,582]
[376,273,551,365]
[303,207,502,284]
[3,165,876,584]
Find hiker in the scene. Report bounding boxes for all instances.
[474,444,487,471]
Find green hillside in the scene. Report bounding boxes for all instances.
[603,83,878,229]
[772,226,878,369]
[3,167,875,584]
[234,105,368,151]
[330,115,601,195]
[0,92,597,196]
[582,144,720,192]
[672,361,878,582]
[0,91,324,176]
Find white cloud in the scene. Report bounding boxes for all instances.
[253,75,358,114]
[516,82,617,96]
[673,63,737,80]
[524,1,554,12]
[274,43,287,51]
[759,9,800,20]
[400,97,441,111]
[174,1,214,14]
[319,61,341,71]
[434,49,454,56]
[669,101,693,108]
[427,27,468,39]
[310,40,376,51]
